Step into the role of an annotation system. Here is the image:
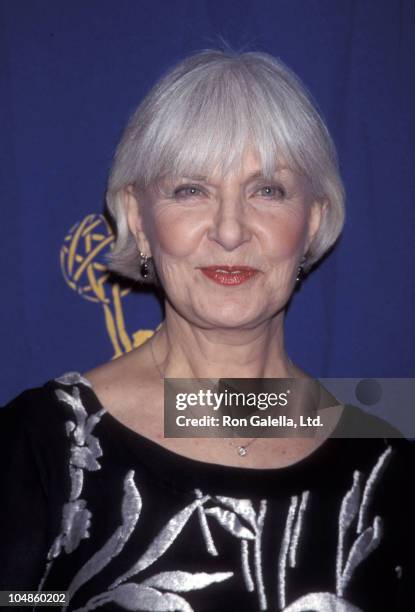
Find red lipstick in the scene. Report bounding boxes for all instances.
[198,265,260,286]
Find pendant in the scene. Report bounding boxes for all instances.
[237,446,248,457]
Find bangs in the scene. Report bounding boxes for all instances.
[134,63,301,188]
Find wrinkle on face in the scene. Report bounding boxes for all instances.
[127,149,323,330]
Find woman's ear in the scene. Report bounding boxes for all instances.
[305,198,327,252]
[124,185,152,256]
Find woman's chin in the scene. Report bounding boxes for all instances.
[195,308,266,329]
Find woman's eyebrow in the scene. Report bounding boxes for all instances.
[246,167,292,178]
[179,175,208,182]
[245,171,273,181]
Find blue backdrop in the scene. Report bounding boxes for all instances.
[1,0,414,405]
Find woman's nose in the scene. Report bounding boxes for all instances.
[207,194,252,251]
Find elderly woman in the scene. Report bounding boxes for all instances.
[0,50,413,611]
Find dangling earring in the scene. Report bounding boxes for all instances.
[296,255,306,283]
[139,251,150,279]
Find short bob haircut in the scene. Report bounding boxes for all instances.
[105,49,345,283]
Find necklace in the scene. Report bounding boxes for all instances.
[149,335,259,457]
[226,437,259,457]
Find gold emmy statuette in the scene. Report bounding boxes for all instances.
[60,213,155,358]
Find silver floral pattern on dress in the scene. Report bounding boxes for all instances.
[278,493,308,609]
[194,491,269,609]
[36,373,401,611]
[37,373,106,592]
[69,484,232,611]
[65,469,142,608]
[281,444,394,611]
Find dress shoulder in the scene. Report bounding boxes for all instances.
[1,371,98,438]
[0,381,70,590]
[0,372,104,592]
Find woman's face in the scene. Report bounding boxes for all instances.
[127,150,323,330]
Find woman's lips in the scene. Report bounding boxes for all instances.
[198,266,260,286]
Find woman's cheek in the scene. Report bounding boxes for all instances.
[267,217,307,260]
[153,212,203,258]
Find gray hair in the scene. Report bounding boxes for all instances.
[105,49,345,282]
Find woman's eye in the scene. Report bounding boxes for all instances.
[173,185,204,199]
[256,184,286,199]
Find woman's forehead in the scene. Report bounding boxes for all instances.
[154,149,305,185]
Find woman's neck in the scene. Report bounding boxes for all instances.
[149,308,301,381]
